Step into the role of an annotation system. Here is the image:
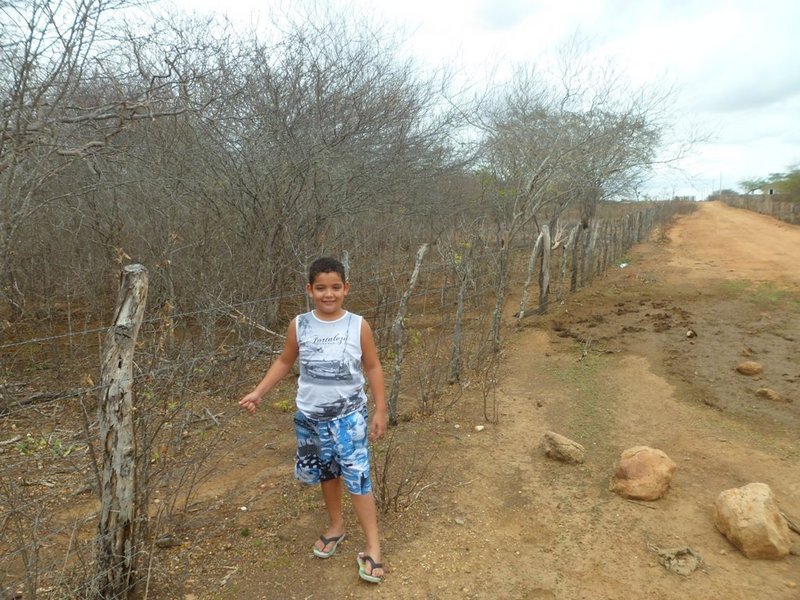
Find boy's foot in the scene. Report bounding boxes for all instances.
[357,552,384,583]
[313,532,346,558]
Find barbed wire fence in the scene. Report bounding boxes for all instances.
[0,202,693,598]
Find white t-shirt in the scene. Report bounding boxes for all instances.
[295,310,367,420]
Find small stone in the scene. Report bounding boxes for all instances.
[454,424,460,429]
[239,506,248,511]
[454,517,465,525]
[786,582,796,589]
[474,425,485,432]
[736,361,763,376]
[755,388,784,402]
[542,431,585,465]
[155,535,182,548]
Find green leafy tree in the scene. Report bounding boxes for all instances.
[739,165,800,200]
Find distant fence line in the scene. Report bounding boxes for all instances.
[0,200,692,599]
[721,195,800,224]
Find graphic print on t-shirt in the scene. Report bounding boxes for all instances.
[297,314,357,385]
[295,311,366,420]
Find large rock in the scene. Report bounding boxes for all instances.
[713,483,791,560]
[541,431,585,464]
[610,446,676,501]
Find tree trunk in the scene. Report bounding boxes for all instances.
[490,244,509,352]
[448,268,468,384]
[570,223,583,293]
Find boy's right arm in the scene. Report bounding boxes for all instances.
[239,319,299,415]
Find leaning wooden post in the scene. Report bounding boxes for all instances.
[388,244,428,425]
[95,264,148,599]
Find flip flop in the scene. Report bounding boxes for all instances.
[357,553,384,583]
[313,532,346,558]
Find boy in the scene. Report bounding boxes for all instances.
[239,257,387,583]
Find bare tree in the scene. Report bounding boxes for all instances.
[478,42,681,334]
[0,1,207,317]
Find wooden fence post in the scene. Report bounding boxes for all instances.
[517,231,543,323]
[570,223,583,293]
[95,264,148,599]
[537,224,551,314]
[388,244,428,425]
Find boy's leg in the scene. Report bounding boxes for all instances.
[315,477,346,553]
[351,492,384,578]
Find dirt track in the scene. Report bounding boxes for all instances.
[182,201,800,599]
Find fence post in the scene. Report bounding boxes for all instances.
[95,264,148,599]
[517,231,543,324]
[388,244,428,425]
[537,224,551,314]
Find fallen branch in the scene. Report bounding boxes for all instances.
[577,337,593,361]
[626,499,657,510]
[782,510,800,536]
[228,309,285,339]
[219,566,238,587]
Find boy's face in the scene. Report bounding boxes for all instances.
[306,271,349,318]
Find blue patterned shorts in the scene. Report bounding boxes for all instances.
[293,408,372,495]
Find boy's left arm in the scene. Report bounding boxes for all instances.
[361,319,387,441]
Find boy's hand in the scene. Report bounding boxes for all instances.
[369,408,388,442]
[239,391,263,415]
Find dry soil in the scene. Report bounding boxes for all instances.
[174,201,800,600]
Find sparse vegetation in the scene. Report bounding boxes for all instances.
[0,1,702,597]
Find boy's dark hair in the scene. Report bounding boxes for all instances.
[308,257,346,285]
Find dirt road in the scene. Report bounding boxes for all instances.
[183,202,800,599]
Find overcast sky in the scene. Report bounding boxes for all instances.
[171,0,800,199]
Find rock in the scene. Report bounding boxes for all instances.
[736,361,763,376]
[474,425,485,432]
[155,535,182,548]
[649,544,703,576]
[541,431,585,464]
[713,483,791,559]
[610,446,676,501]
[755,388,783,402]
